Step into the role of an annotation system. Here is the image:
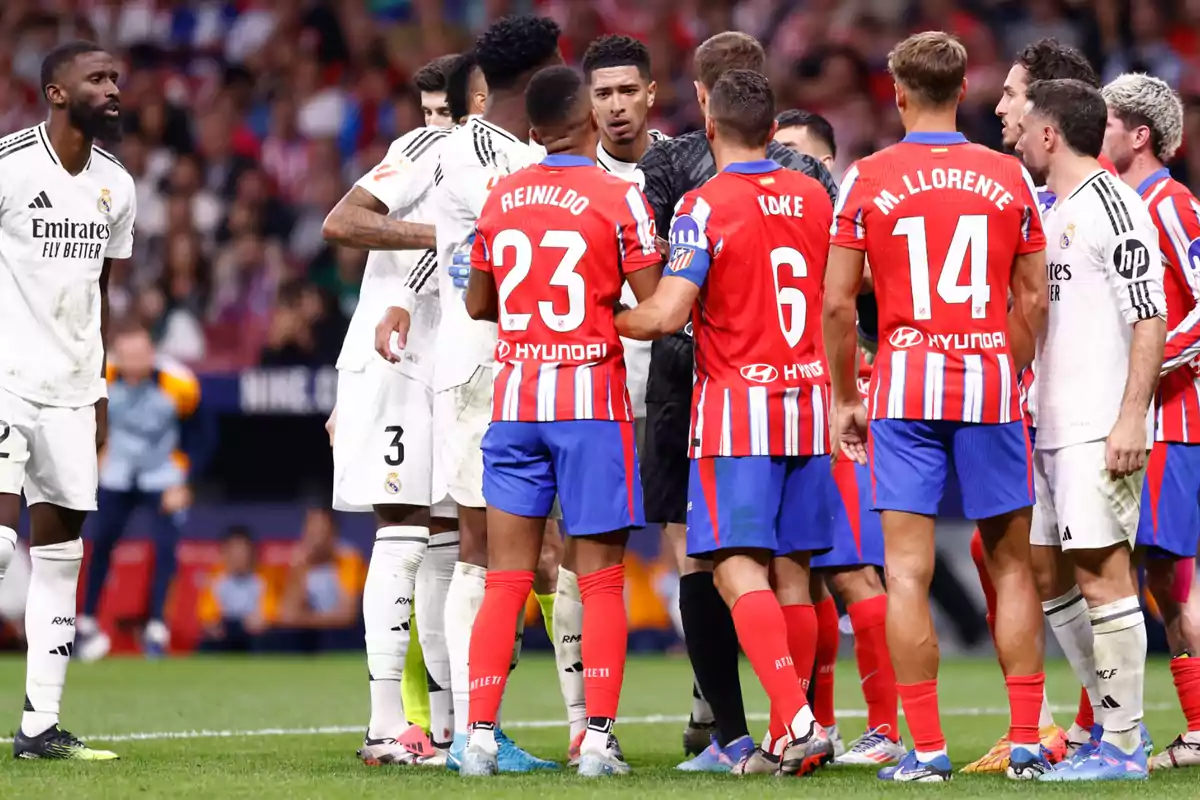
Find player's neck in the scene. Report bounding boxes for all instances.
[600,127,650,164]
[1117,153,1165,194]
[711,143,768,172]
[1046,152,1103,201]
[901,108,959,136]
[46,114,92,175]
[482,95,530,143]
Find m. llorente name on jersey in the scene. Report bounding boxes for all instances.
[30,217,112,260]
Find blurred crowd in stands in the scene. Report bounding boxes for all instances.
[3,0,1200,371]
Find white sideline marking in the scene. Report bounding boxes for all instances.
[0,704,1173,744]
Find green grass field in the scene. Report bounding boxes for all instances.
[0,654,1194,797]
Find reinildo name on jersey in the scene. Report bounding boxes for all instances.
[31,217,110,260]
[873,168,1015,215]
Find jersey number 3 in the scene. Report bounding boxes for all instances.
[495,229,587,333]
[893,215,991,320]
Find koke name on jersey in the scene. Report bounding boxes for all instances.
[30,217,111,260]
[872,167,1016,215]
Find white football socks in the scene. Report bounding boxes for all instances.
[1042,586,1101,722]
[0,526,16,584]
[1089,596,1146,754]
[446,561,486,738]
[22,538,83,737]
[416,531,458,747]
[363,526,427,740]
[552,566,587,740]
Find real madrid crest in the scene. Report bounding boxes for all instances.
[1060,222,1074,249]
[384,472,402,494]
[97,188,113,216]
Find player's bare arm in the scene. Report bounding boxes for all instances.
[465,267,498,322]
[96,257,112,450]
[1108,316,1166,477]
[615,276,697,340]
[322,186,436,251]
[1008,249,1049,371]
[823,244,868,464]
[625,263,661,303]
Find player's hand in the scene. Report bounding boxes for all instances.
[832,401,869,466]
[161,484,192,515]
[655,236,669,260]
[324,406,337,446]
[94,396,108,451]
[1105,412,1148,478]
[375,306,411,362]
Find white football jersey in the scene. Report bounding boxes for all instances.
[0,124,136,407]
[597,130,668,419]
[427,117,543,392]
[1036,169,1165,449]
[336,125,450,384]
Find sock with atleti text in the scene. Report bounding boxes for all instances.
[1042,587,1101,730]
[680,572,750,747]
[415,531,457,747]
[1006,673,1045,758]
[552,566,587,741]
[0,526,16,584]
[579,565,626,753]
[896,679,946,759]
[847,595,899,740]
[467,570,533,743]
[446,561,487,737]
[23,539,83,737]
[730,590,814,741]
[1089,596,1146,754]
[1171,655,1200,736]
[363,527,427,740]
[812,597,839,729]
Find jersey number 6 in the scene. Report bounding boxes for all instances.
[771,247,808,347]
[893,215,992,320]
[495,229,587,333]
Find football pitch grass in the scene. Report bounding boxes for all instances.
[0,654,1194,797]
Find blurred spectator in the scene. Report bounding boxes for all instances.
[262,509,365,653]
[197,526,276,653]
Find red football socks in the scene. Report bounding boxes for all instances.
[848,594,899,739]
[468,570,534,727]
[897,679,945,753]
[1076,685,1094,730]
[1005,673,1044,745]
[731,590,807,732]
[579,564,627,722]
[969,529,998,643]
[812,597,840,728]
[781,603,818,693]
[1171,656,1200,733]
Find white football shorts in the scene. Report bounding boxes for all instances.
[1030,439,1144,551]
[332,365,453,516]
[0,387,98,511]
[432,366,493,510]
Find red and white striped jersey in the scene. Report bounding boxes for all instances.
[1018,366,1035,429]
[1145,169,1200,442]
[471,154,659,422]
[831,132,1045,425]
[664,160,834,458]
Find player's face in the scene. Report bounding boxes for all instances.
[1101,108,1137,173]
[996,64,1029,150]
[421,91,453,129]
[56,51,122,141]
[774,125,834,171]
[1014,105,1050,173]
[589,66,655,146]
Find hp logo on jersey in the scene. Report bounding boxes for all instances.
[888,326,923,349]
[1113,239,1150,279]
[740,364,779,384]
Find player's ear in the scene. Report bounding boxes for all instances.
[646,80,657,109]
[958,78,967,105]
[530,127,543,146]
[590,107,599,133]
[767,120,779,143]
[704,115,716,143]
[893,81,906,114]
[44,83,66,108]
[694,81,707,114]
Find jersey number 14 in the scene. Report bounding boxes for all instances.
[893,215,992,320]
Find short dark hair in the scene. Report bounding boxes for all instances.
[1016,38,1098,87]
[1026,78,1107,158]
[526,66,585,130]
[445,51,478,122]
[224,524,254,543]
[709,69,775,148]
[474,15,562,92]
[40,40,105,101]
[582,35,651,80]
[775,109,837,158]
[414,54,457,93]
[888,31,967,107]
[694,32,765,90]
